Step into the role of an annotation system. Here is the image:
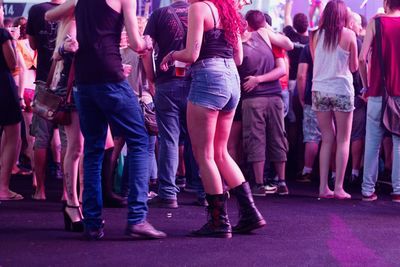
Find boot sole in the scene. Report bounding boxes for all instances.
[233,219,266,234]
[189,231,232,238]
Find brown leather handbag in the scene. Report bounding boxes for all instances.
[32,58,75,126]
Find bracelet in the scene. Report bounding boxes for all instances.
[58,44,65,57]
[168,50,175,64]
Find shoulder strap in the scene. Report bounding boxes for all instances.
[169,6,185,33]
[65,57,75,104]
[375,17,388,96]
[46,60,57,88]
[168,6,186,49]
[202,1,217,29]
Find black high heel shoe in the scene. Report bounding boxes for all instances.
[63,205,84,232]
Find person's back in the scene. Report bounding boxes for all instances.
[238,31,281,99]
[313,28,354,97]
[26,2,59,81]
[368,16,400,97]
[75,0,124,84]
[26,0,62,201]
[144,1,188,84]
[71,0,166,240]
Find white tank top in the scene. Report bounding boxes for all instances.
[312,31,354,96]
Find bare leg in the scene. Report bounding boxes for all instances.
[334,111,353,198]
[304,142,319,169]
[0,123,23,199]
[316,111,335,197]
[33,148,47,200]
[351,139,364,175]
[252,161,265,185]
[213,110,245,189]
[187,102,224,194]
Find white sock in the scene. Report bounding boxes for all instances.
[302,167,313,175]
[352,169,359,177]
[278,179,286,186]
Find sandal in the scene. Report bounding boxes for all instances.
[0,191,24,201]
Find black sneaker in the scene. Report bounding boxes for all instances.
[296,172,312,183]
[277,184,289,195]
[251,185,266,197]
[148,196,178,209]
[84,220,105,241]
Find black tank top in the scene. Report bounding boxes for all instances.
[197,2,233,61]
[75,0,124,84]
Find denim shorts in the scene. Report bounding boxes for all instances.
[188,58,240,111]
[303,104,321,143]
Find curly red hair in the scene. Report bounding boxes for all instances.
[206,0,244,46]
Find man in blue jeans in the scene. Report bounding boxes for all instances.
[143,0,205,208]
[55,0,166,240]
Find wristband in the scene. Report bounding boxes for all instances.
[168,50,175,65]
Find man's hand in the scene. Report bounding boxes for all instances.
[243,76,260,92]
[148,81,156,97]
[122,64,133,77]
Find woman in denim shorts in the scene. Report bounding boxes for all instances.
[161,0,265,238]
[311,0,358,199]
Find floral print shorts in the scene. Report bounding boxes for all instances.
[312,91,354,113]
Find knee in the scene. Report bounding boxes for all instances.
[192,146,214,165]
[68,144,83,161]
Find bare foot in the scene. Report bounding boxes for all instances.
[32,190,46,200]
[334,189,351,200]
[0,190,24,201]
[319,189,334,199]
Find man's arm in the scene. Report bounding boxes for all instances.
[121,0,147,52]
[45,0,75,21]
[28,35,37,51]
[297,63,308,107]
[259,27,294,51]
[242,58,286,92]
[359,18,375,90]
[142,49,155,84]
[284,0,293,27]
[3,40,17,72]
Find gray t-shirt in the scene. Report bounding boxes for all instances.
[238,32,282,99]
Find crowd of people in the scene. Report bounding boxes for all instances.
[0,0,399,240]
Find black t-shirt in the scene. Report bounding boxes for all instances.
[353,37,363,96]
[283,25,309,80]
[0,29,13,73]
[144,1,188,84]
[299,44,313,106]
[26,2,59,81]
[238,32,282,99]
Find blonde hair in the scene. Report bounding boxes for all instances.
[53,15,75,60]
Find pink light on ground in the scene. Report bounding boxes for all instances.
[327,214,388,267]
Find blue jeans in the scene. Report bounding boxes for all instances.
[120,134,158,197]
[154,79,190,199]
[74,80,149,229]
[362,97,400,196]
